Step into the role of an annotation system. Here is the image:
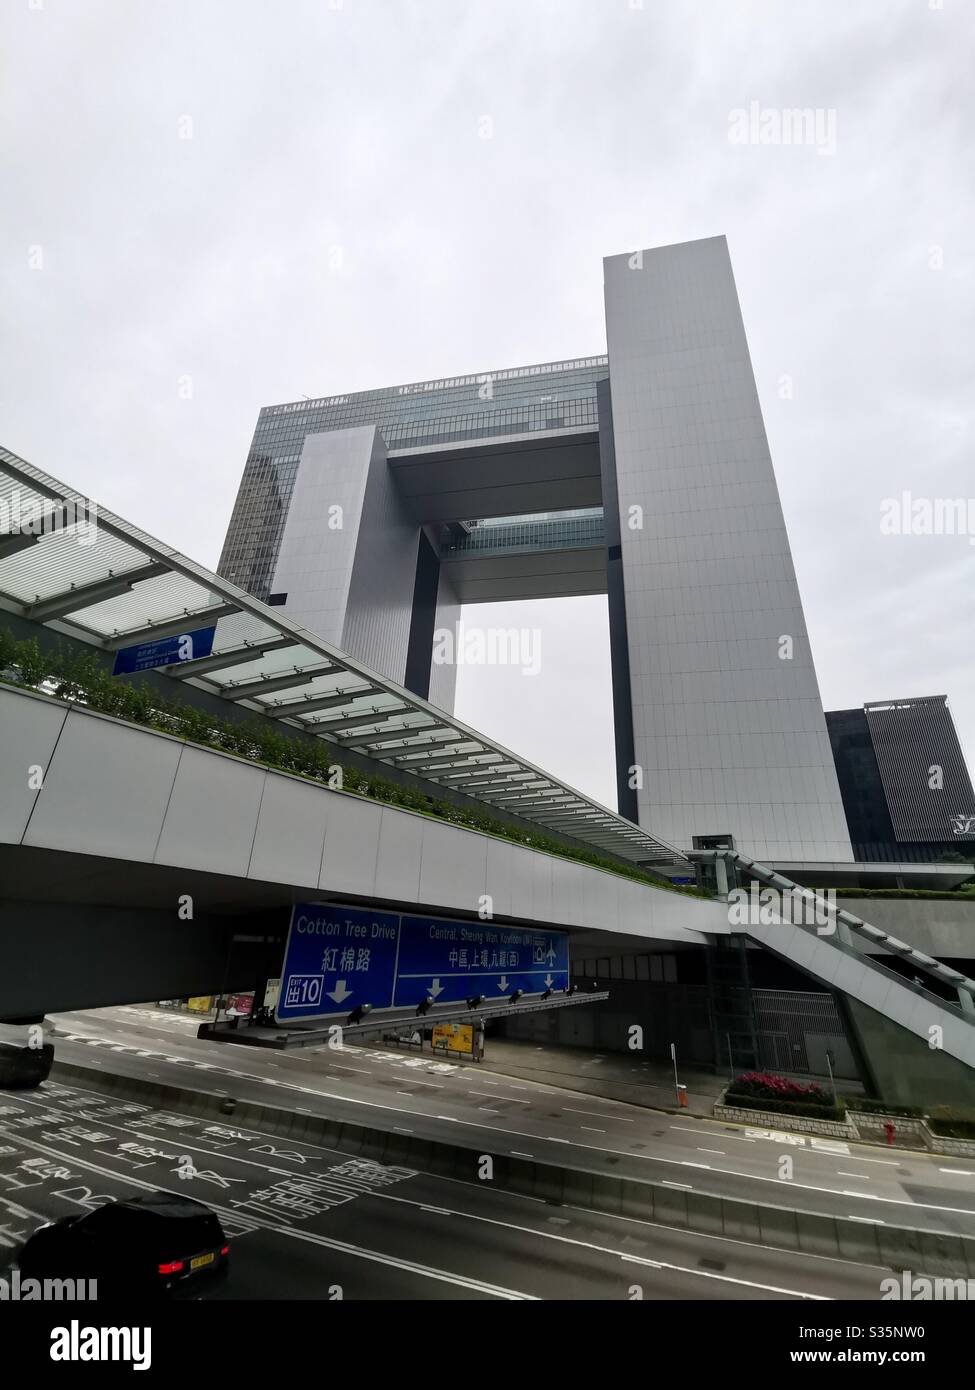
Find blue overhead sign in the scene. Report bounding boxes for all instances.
[112,625,216,676]
[276,902,569,1024]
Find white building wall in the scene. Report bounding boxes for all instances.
[428,564,460,713]
[603,236,852,862]
[271,426,419,687]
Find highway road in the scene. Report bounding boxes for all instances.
[47,1006,975,1242]
[0,1073,888,1300]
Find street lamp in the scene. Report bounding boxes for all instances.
[347,1004,371,1026]
[509,988,524,1005]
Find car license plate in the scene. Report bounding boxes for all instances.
[191,1252,215,1270]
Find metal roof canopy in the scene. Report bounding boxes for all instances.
[0,445,688,869]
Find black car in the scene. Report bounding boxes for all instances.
[17,1193,229,1298]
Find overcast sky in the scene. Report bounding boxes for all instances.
[2,0,971,808]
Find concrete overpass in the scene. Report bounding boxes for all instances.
[0,683,720,1019]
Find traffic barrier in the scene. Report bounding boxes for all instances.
[49,1059,975,1279]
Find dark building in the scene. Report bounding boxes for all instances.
[826,696,975,863]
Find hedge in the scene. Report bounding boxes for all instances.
[843,1097,925,1118]
[724,1091,847,1122]
[0,626,711,899]
[836,887,975,901]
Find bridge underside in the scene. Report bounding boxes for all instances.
[439,545,607,604]
[388,429,602,522]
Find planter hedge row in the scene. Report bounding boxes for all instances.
[724,1091,848,1122]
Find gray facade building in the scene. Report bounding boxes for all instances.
[827,696,975,861]
[219,236,852,863]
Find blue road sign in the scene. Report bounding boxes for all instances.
[394,915,569,1008]
[112,624,216,676]
[275,903,569,1023]
[276,903,400,1023]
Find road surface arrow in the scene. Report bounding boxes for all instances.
[327,980,352,1003]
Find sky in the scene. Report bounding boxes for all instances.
[1,0,971,809]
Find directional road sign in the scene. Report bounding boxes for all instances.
[112,624,216,676]
[275,902,569,1024]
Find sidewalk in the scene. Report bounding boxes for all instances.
[475,1037,727,1115]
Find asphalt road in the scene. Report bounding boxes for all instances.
[0,1073,889,1301]
[47,1006,975,1241]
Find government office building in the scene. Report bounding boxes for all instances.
[220,235,854,870]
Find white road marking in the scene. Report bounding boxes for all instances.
[939,1168,975,1177]
[837,1172,871,1180]
[580,1126,606,1133]
[566,1107,632,1122]
[698,1148,726,1156]
[52,1038,975,1223]
[0,1118,535,1298]
[671,1125,754,1143]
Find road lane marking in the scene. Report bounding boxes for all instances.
[699,1148,725,1156]
[671,1125,754,1142]
[0,1121,535,1298]
[375,1193,830,1297]
[580,1126,606,1133]
[10,1082,895,1279]
[565,1108,632,1122]
[50,1050,975,1223]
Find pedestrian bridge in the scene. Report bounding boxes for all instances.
[0,683,722,1019]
